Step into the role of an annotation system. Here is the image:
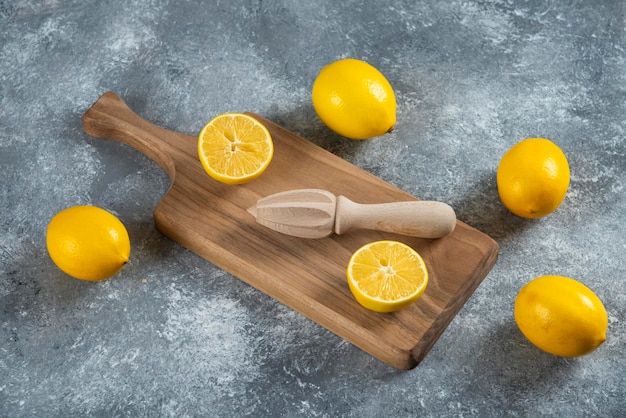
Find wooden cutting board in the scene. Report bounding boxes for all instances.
[82,92,498,369]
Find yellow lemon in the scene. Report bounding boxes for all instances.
[312,58,396,139]
[514,275,608,357]
[497,138,570,218]
[198,113,274,185]
[346,240,428,313]
[46,206,131,281]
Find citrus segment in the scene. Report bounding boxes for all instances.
[312,58,396,139]
[198,113,274,185]
[514,275,608,357]
[346,240,428,312]
[497,138,570,218]
[46,205,131,281]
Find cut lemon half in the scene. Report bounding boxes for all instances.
[197,113,274,185]
[346,240,428,313]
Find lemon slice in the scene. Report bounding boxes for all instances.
[346,240,428,313]
[197,113,274,185]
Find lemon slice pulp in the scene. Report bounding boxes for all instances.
[198,113,274,185]
[346,240,428,313]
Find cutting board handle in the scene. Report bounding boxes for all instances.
[82,91,177,179]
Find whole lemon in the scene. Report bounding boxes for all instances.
[514,275,608,357]
[497,138,570,218]
[46,205,131,281]
[312,58,396,140]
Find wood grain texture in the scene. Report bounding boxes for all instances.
[82,92,499,369]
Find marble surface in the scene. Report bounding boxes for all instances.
[1,1,624,416]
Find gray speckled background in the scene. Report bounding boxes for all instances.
[1,1,625,416]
